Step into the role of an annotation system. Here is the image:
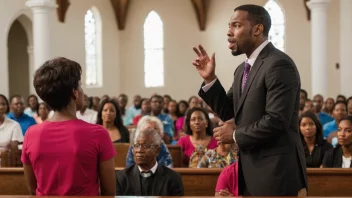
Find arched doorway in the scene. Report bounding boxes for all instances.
[7,15,32,99]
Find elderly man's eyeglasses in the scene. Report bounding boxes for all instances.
[133,143,156,150]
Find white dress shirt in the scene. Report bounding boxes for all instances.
[0,117,24,152]
[201,40,270,142]
[76,108,98,124]
[342,156,351,168]
[138,161,158,177]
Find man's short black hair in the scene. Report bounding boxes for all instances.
[234,4,271,37]
[33,57,82,111]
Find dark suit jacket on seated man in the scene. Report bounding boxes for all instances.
[192,4,307,196]
[116,128,184,196]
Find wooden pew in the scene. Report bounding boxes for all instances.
[0,150,22,167]
[113,143,130,167]
[1,168,352,196]
[166,145,184,167]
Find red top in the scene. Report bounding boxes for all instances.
[21,119,116,196]
[215,162,239,196]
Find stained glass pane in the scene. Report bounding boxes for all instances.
[84,9,98,85]
[144,11,164,87]
[264,0,285,52]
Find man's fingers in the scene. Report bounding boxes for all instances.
[192,61,200,66]
[193,46,201,57]
[211,52,215,65]
[199,44,209,57]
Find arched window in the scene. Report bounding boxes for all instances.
[144,11,164,88]
[84,8,102,86]
[264,0,285,52]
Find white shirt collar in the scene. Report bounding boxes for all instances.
[137,161,158,174]
[246,40,269,67]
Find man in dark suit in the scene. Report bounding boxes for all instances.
[116,128,184,196]
[192,4,307,196]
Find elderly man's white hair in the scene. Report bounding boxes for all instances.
[134,115,164,143]
[136,128,162,146]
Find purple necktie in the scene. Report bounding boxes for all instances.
[241,62,251,91]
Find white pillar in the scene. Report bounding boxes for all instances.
[26,0,56,69]
[340,0,352,97]
[27,45,36,95]
[307,0,330,98]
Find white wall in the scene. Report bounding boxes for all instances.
[0,0,342,102]
[0,0,121,98]
[339,0,352,97]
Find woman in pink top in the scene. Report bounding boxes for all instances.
[177,107,217,166]
[21,57,116,196]
[215,162,239,196]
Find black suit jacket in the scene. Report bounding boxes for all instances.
[116,164,184,196]
[199,42,308,196]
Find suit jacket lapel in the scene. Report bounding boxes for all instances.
[235,43,273,118]
[233,63,244,113]
[153,165,166,196]
[130,165,142,196]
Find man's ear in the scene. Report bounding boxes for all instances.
[254,24,264,36]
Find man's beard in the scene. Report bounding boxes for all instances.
[231,29,253,56]
[134,104,141,109]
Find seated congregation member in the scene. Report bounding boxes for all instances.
[97,99,129,143]
[323,97,335,116]
[336,94,347,103]
[149,94,174,144]
[303,99,315,113]
[197,143,237,168]
[24,95,39,117]
[133,98,151,126]
[322,116,352,168]
[21,57,116,196]
[125,95,142,125]
[177,107,217,166]
[116,128,184,196]
[299,112,332,167]
[175,100,189,137]
[7,95,36,135]
[33,102,50,124]
[214,162,239,197]
[0,94,23,152]
[126,115,173,167]
[323,101,347,139]
[313,94,334,126]
[117,94,130,126]
[76,94,97,124]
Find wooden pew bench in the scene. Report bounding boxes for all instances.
[1,168,352,196]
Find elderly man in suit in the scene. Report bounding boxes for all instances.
[192,4,307,196]
[116,128,184,196]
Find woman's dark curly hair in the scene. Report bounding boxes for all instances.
[33,57,82,111]
[185,107,213,136]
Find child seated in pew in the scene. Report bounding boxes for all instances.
[197,143,237,168]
